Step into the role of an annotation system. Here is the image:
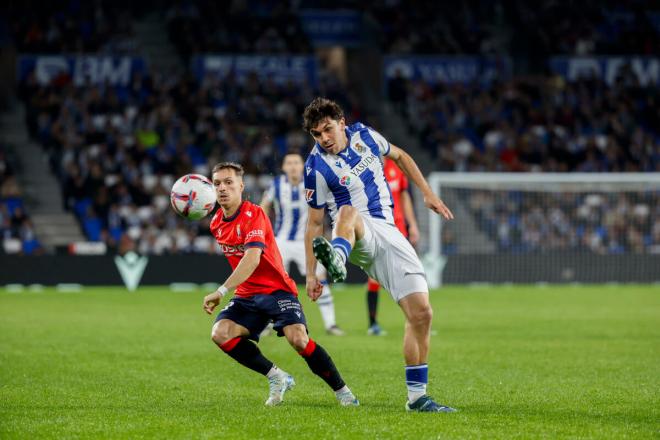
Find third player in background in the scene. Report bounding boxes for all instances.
[261,152,345,336]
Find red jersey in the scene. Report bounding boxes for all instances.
[210,200,298,298]
[383,158,409,235]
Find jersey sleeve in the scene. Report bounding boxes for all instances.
[304,160,329,209]
[367,127,391,156]
[243,209,268,249]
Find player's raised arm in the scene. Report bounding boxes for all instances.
[203,247,263,314]
[401,189,420,246]
[387,144,454,220]
[304,206,325,301]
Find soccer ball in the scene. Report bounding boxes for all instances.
[170,174,217,220]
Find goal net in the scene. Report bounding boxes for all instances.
[421,173,660,286]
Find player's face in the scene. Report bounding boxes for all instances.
[212,169,244,209]
[309,117,347,155]
[282,154,304,181]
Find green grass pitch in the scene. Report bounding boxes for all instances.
[1,284,658,439]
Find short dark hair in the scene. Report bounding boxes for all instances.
[302,97,344,132]
[211,162,244,177]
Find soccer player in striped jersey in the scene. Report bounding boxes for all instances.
[302,97,456,413]
[366,158,420,336]
[261,152,344,336]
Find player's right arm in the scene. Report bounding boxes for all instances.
[304,207,324,301]
[387,144,454,220]
[203,247,263,314]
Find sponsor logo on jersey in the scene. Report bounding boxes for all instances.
[220,243,245,255]
[305,189,315,202]
[246,229,264,240]
[339,175,351,186]
[236,225,241,237]
[306,166,312,175]
[349,153,377,178]
[246,211,252,217]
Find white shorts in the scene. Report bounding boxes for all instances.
[342,215,428,302]
[276,238,326,278]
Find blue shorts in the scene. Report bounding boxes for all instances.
[215,290,307,341]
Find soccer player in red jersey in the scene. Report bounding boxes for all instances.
[366,158,420,336]
[202,162,358,407]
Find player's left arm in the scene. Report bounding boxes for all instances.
[401,189,420,246]
[203,247,262,314]
[387,144,454,220]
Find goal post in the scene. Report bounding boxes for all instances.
[423,173,660,287]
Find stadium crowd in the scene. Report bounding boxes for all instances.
[20,63,360,254]
[466,190,660,254]
[9,0,138,54]
[0,145,42,254]
[165,0,312,63]
[8,0,660,255]
[391,74,660,173]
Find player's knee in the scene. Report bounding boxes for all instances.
[337,205,357,221]
[286,329,309,352]
[211,322,231,345]
[410,304,433,327]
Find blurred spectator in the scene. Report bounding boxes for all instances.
[392,74,660,173]
[0,145,42,255]
[165,0,312,64]
[19,63,361,253]
[463,189,659,254]
[9,1,138,54]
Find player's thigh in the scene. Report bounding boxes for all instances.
[256,291,308,338]
[214,297,270,341]
[211,318,251,343]
[371,221,428,302]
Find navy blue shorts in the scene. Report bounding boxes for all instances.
[215,290,307,341]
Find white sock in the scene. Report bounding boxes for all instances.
[266,366,285,379]
[316,284,336,329]
[408,389,426,403]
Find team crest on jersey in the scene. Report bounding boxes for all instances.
[339,175,351,186]
[305,189,315,202]
[355,143,366,153]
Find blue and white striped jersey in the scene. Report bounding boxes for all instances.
[304,122,394,226]
[263,175,307,241]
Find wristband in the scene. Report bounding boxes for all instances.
[216,285,228,297]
